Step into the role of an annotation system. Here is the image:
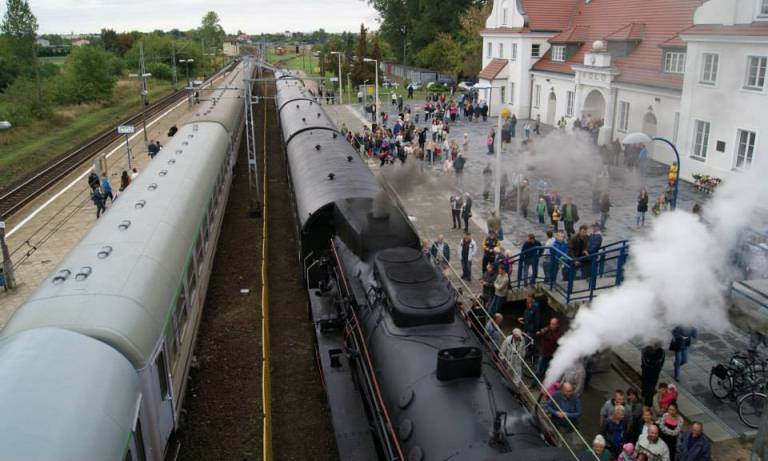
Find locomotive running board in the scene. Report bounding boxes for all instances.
[309,289,379,460]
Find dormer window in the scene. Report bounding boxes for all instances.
[552,46,566,62]
[663,51,686,74]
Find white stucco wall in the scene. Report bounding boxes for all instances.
[677,38,768,182]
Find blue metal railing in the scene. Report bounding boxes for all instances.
[505,240,631,304]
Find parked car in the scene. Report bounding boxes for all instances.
[457,80,477,92]
[382,78,399,88]
[407,81,423,91]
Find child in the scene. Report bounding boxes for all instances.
[551,205,561,232]
[617,443,636,461]
[536,197,547,224]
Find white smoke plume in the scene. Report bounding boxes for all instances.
[545,170,768,386]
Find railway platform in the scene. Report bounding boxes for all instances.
[324,101,753,459]
[0,77,228,328]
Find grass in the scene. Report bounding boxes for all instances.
[0,79,174,188]
[39,56,67,67]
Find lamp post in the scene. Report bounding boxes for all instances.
[330,51,343,104]
[0,220,16,290]
[363,58,379,127]
[179,59,195,106]
[622,132,681,210]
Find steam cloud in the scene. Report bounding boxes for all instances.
[544,170,768,386]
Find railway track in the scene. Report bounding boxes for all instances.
[0,62,238,219]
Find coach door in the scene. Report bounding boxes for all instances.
[153,346,175,450]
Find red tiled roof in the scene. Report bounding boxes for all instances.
[680,22,768,37]
[479,58,508,80]
[520,0,581,31]
[605,22,645,41]
[531,0,705,90]
[551,25,591,43]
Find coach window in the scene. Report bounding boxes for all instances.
[175,288,189,344]
[165,324,177,365]
[127,417,148,461]
[186,258,197,298]
[156,350,171,401]
[195,234,204,273]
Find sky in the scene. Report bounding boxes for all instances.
[19,0,380,35]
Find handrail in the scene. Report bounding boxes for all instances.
[434,251,598,460]
[329,240,405,461]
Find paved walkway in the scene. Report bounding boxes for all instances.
[325,101,756,459]
[0,78,230,327]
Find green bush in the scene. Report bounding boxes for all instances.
[146,62,173,81]
[1,76,54,122]
[55,46,117,104]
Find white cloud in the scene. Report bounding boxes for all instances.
[21,0,379,34]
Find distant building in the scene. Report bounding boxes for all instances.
[35,38,50,48]
[223,40,240,57]
[72,39,90,47]
[478,0,768,181]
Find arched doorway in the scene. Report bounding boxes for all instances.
[546,92,557,125]
[581,89,606,123]
[642,111,658,158]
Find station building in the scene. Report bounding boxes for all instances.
[479,0,768,182]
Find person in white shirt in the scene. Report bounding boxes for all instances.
[636,424,671,461]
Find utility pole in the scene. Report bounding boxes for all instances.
[0,220,17,290]
[135,42,151,145]
[171,41,178,90]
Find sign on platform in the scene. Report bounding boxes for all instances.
[117,125,135,135]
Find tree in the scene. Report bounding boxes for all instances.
[56,46,117,104]
[100,28,120,54]
[1,0,37,39]
[350,24,370,84]
[1,0,37,68]
[457,2,491,78]
[199,11,225,52]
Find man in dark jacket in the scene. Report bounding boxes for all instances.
[520,233,541,286]
[567,225,589,279]
[561,197,580,239]
[641,343,666,406]
[584,224,603,282]
[677,422,711,461]
[536,317,562,380]
[461,193,473,232]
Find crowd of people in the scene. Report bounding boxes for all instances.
[87,140,163,218]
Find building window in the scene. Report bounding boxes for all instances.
[566,91,575,117]
[735,129,757,169]
[700,53,719,84]
[509,82,515,105]
[664,51,686,74]
[745,56,767,89]
[760,0,768,17]
[618,101,630,132]
[501,85,506,103]
[692,120,711,160]
[511,43,517,61]
[532,44,541,58]
[487,42,492,59]
[502,7,508,24]
[499,43,504,58]
[533,84,541,108]
[552,46,566,62]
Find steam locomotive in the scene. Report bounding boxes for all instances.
[274,71,588,460]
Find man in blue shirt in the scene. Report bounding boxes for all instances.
[545,382,582,443]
